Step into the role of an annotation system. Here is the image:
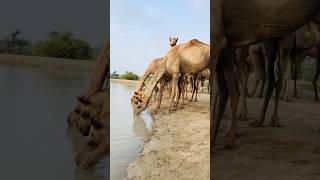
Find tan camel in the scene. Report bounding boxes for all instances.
[67,40,109,169]
[188,69,210,102]
[211,0,320,149]
[135,37,178,92]
[132,39,210,114]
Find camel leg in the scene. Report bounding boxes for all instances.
[156,79,166,109]
[169,74,180,112]
[224,48,240,149]
[251,40,277,127]
[176,76,184,108]
[258,57,267,98]
[195,76,200,102]
[283,54,295,101]
[211,56,229,146]
[313,49,320,101]
[210,0,227,149]
[190,75,196,102]
[135,70,151,92]
[270,47,285,127]
[247,48,261,97]
[237,47,249,121]
[180,77,186,108]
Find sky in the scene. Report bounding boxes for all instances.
[0,0,108,46]
[110,0,210,75]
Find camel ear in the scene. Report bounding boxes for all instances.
[176,37,178,41]
[77,96,91,105]
[169,37,171,41]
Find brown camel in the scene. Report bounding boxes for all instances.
[211,0,320,149]
[67,40,109,169]
[132,39,210,114]
[281,24,320,101]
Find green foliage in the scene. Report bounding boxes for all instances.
[120,71,139,80]
[31,31,91,60]
[0,29,31,55]
[111,70,120,79]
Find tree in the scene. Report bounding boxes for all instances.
[120,71,139,80]
[111,70,120,79]
[32,31,91,59]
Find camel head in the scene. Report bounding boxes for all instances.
[131,91,148,115]
[67,95,90,127]
[67,94,102,136]
[169,37,178,47]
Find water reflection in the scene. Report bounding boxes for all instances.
[133,114,154,143]
[0,64,107,180]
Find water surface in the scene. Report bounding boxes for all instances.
[0,64,108,180]
[110,81,154,180]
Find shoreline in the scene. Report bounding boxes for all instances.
[127,92,210,179]
[110,78,139,84]
[0,54,95,71]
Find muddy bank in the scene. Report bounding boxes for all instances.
[127,92,210,180]
[110,78,138,84]
[0,54,94,71]
[213,88,320,180]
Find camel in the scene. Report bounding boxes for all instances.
[67,40,109,169]
[187,69,210,102]
[135,37,178,92]
[132,39,210,114]
[281,24,320,101]
[246,23,320,101]
[211,0,320,149]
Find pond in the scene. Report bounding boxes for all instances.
[110,81,154,180]
[0,64,108,180]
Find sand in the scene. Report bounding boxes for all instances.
[127,81,320,180]
[213,88,320,180]
[127,92,210,180]
[110,78,139,84]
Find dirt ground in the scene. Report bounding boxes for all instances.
[213,83,320,180]
[127,92,210,180]
[127,81,320,180]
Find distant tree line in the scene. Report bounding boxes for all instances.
[0,29,101,60]
[111,70,139,80]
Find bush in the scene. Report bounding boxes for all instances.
[31,31,91,60]
[120,71,139,80]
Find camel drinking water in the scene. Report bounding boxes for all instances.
[132,39,210,114]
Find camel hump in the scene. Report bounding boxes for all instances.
[190,39,201,44]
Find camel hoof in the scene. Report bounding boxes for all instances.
[269,122,281,127]
[283,97,292,102]
[250,120,264,127]
[270,114,281,127]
